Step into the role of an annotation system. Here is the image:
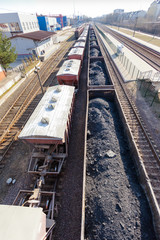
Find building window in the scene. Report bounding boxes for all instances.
[34,22,37,28]
[32,22,34,28]
[26,22,29,30]
[22,22,26,30]
[29,22,32,29]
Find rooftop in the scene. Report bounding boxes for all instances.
[11,30,56,41]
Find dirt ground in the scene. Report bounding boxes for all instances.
[0,140,32,205]
[85,98,156,240]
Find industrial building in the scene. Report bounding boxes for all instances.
[37,15,59,32]
[11,30,57,60]
[0,12,39,38]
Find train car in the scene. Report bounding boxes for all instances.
[56,59,81,87]
[68,47,84,61]
[75,24,85,39]
[77,36,86,42]
[0,204,54,240]
[80,28,89,37]
[19,85,75,175]
[73,41,85,48]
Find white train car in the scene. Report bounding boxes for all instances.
[19,85,75,175]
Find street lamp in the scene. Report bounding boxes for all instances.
[34,66,44,95]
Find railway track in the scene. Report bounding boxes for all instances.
[98,24,160,71]
[0,35,75,163]
[94,25,160,237]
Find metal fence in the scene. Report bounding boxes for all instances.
[118,54,142,80]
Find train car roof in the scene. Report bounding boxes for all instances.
[68,47,84,56]
[56,59,81,77]
[73,42,85,48]
[0,205,46,240]
[19,85,75,142]
[77,36,86,42]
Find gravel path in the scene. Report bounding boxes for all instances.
[85,98,156,240]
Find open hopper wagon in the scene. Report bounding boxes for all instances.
[19,85,75,175]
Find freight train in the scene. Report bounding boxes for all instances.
[56,24,89,87]
[0,25,89,240]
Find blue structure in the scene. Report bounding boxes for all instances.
[56,17,63,28]
[37,16,50,31]
[63,16,68,27]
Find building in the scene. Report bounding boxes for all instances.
[37,15,58,32]
[0,12,39,38]
[11,30,57,60]
[48,17,57,31]
[63,16,68,27]
[51,14,63,28]
[114,9,124,14]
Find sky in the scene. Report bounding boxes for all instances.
[0,0,155,18]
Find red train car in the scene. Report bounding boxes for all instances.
[75,24,85,39]
[56,59,81,87]
[68,47,84,61]
[19,85,75,154]
[73,41,85,48]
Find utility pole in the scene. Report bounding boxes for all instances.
[34,66,44,94]
[133,16,138,37]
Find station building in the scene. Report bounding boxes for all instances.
[0,12,39,38]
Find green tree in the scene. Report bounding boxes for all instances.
[0,32,17,72]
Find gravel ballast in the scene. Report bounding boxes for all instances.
[85,97,156,240]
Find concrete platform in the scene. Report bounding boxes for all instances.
[97,25,160,91]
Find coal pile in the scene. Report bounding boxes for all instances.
[90,48,101,57]
[89,61,109,85]
[90,41,98,46]
[90,37,96,41]
[85,98,156,240]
